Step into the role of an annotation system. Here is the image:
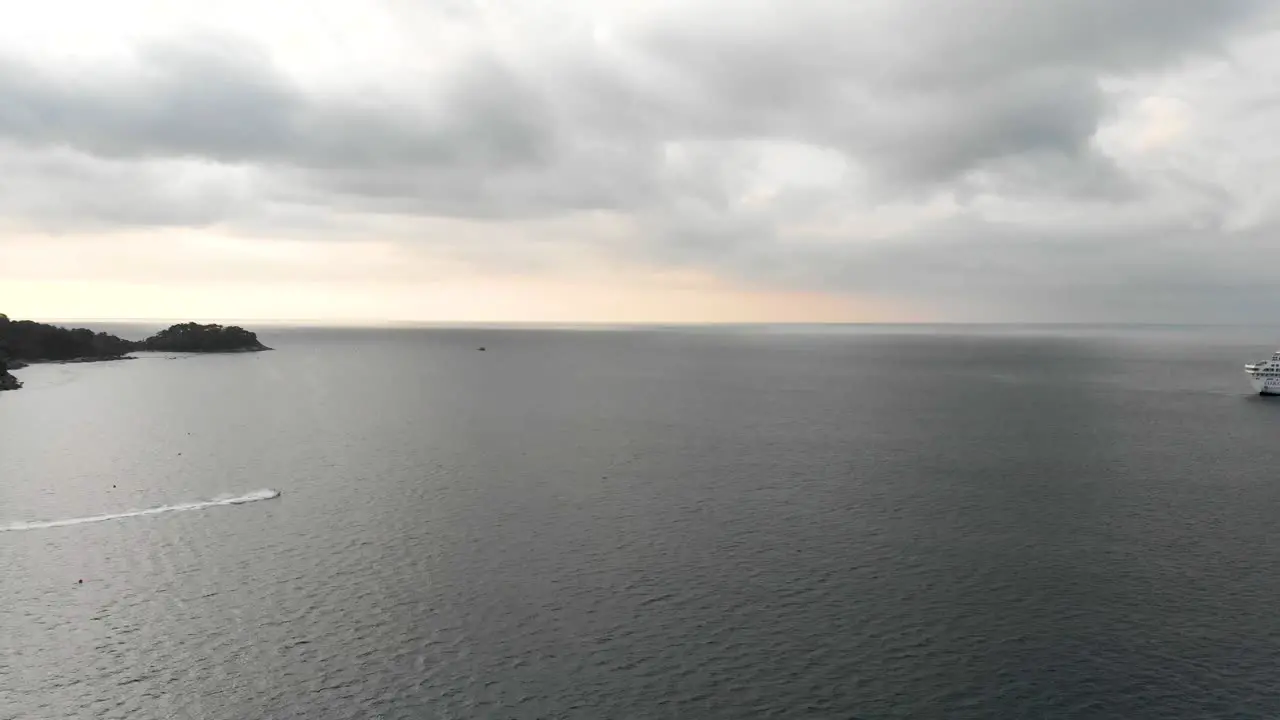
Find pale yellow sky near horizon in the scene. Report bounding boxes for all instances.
[3,229,923,324]
[5,277,917,325]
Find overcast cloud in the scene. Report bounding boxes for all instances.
[3,0,1280,322]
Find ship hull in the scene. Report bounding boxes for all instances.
[1248,374,1280,395]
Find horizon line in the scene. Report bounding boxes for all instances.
[16,317,1280,329]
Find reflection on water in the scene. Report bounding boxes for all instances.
[4,326,1280,719]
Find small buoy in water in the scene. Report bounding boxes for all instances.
[78,579,83,584]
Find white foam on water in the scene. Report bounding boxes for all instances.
[1,489,281,532]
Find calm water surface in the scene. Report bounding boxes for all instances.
[5,325,1280,718]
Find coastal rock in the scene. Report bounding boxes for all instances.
[0,359,20,391]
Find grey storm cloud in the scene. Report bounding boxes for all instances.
[619,0,1268,184]
[1,1,1265,199]
[0,37,555,171]
[0,0,1277,320]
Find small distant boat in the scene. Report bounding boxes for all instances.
[1244,350,1280,395]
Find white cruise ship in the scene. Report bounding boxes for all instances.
[1245,351,1280,394]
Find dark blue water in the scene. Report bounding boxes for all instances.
[5,325,1280,718]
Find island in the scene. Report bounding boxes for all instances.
[140,322,271,353]
[0,315,271,391]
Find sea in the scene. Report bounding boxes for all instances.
[5,323,1280,719]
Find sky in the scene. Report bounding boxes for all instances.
[3,0,1280,324]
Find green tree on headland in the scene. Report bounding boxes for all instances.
[0,319,136,361]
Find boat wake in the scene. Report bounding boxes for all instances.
[1,489,281,532]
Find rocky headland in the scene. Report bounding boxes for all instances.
[0,315,271,391]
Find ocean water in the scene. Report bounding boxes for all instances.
[5,324,1280,719]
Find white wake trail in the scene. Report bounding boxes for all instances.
[1,489,281,532]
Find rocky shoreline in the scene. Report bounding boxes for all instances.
[22,355,136,365]
[0,364,19,390]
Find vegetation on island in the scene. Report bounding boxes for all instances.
[0,315,270,391]
[140,322,269,352]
